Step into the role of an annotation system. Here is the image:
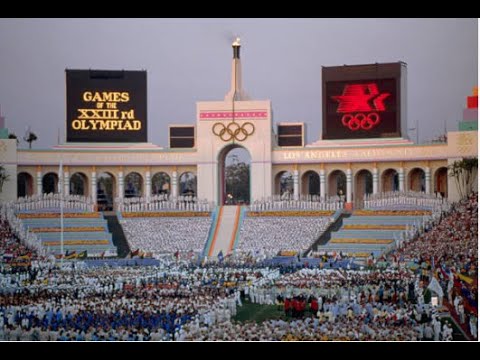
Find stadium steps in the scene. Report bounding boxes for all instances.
[343,216,424,225]
[231,206,246,251]
[104,213,130,258]
[312,213,424,258]
[202,208,220,258]
[208,205,241,258]
[331,230,398,239]
[304,211,350,255]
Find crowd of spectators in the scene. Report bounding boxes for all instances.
[120,218,211,257]
[237,216,333,258]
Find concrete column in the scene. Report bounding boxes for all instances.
[425,167,431,194]
[171,171,178,198]
[64,171,70,195]
[319,169,326,199]
[346,168,352,203]
[293,169,299,200]
[36,170,42,195]
[145,170,151,200]
[398,168,405,192]
[91,171,97,204]
[372,168,379,195]
[118,171,124,200]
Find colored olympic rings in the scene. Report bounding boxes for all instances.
[212,121,255,142]
[341,113,380,131]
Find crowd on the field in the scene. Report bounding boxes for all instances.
[0,192,477,341]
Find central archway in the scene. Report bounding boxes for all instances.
[218,145,251,205]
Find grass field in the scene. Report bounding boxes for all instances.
[233,300,469,341]
[234,300,288,323]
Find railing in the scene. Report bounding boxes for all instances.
[117,194,214,212]
[363,191,449,212]
[247,195,344,212]
[11,194,95,212]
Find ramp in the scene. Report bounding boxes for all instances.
[208,205,241,258]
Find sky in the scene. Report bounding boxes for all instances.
[0,18,477,149]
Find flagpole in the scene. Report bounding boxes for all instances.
[60,160,64,267]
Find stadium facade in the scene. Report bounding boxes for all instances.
[0,41,477,206]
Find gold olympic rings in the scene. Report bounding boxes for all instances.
[212,121,255,142]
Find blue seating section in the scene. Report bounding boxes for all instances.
[18,212,117,256]
[317,215,421,259]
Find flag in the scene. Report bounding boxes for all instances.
[131,249,140,257]
[65,251,77,260]
[77,250,87,259]
[456,273,474,285]
[174,250,180,259]
[217,250,224,263]
[439,264,450,279]
[2,253,13,261]
[427,276,444,298]
[13,254,32,267]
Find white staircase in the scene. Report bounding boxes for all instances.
[209,205,240,258]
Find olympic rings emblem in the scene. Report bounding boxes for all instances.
[341,113,380,131]
[212,121,255,142]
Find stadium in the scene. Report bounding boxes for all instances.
[0,21,478,341]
